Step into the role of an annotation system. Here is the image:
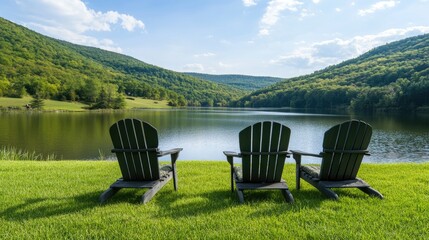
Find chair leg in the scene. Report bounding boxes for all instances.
[316,185,339,200]
[141,178,170,204]
[358,187,384,199]
[99,187,120,204]
[296,174,301,190]
[237,189,245,204]
[281,189,294,204]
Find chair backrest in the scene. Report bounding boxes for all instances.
[109,119,161,181]
[319,120,372,181]
[239,121,291,183]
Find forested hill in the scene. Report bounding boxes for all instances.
[235,34,429,111]
[184,72,283,91]
[0,17,244,107]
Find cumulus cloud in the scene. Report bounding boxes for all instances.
[259,0,303,35]
[15,0,144,52]
[29,22,123,52]
[271,26,429,69]
[358,1,400,16]
[312,0,321,3]
[243,0,257,7]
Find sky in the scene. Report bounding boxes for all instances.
[1,0,429,78]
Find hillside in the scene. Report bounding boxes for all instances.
[0,17,245,107]
[184,72,283,91]
[235,34,429,111]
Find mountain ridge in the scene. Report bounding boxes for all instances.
[183,72,283,91]
[234,33,429,111]
[0,17,245,107]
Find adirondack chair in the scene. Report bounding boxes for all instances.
[99,119,182,204]
[291,120,383,200]
[224,121,294,203]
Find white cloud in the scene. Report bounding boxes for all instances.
[259,0,303,36]
[194,52,216,58]
[358,1,400,16]
[312,0,321,3]
[243,0,257,7]
[299,8,315,20]
[29,22,123,52]
[271,26,429,69]
[182,63,205,72]
[218,62,233,68]
[335,8,342,12]
[15,0,144,52]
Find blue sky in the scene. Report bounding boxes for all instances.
[1,0,429,78]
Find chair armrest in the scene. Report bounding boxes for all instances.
[324,149,370,155]
[157,148,183,157]
[290,150,322,158]
[223,151,241,157]
[223,151,239,192]
[223,151,240,166]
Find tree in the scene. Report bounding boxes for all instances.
[30,92,44,110]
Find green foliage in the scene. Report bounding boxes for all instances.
[30,93,44,110]
[184,72,283,91]
[0,17,245,108]
[0,161,428,239]
[235,34,429,111]
[90,84,126,109]
[0,146,57,160]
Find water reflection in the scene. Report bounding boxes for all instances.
[0,109,427,163]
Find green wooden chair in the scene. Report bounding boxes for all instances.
[99,118,182,204]
[224,121,294,203]
[291,119,383,200]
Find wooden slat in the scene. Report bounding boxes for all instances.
[239,125,252,182]
[350,122,372,178]
[110,179,159,188]
[117,120,137,180]
[250,122,262,182]
[142,121,160,180]
[124,119,144,180]
[274,124,290,182]
[266,122,280,182]
[110,121,131,180]
[236,181,289,190]
[319,178,370,188]
[259,122,272,182]
[335,120,358,180]
[133,120,152,180]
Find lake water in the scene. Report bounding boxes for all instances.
[0,108,428,163]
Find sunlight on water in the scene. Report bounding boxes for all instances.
[0,109,427,163]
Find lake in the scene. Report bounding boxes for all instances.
[0,108,428,163]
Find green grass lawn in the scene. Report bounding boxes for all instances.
[0,161,428,239]
[0,96,171,111]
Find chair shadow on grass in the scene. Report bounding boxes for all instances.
[151,188,235,218]
[247,187,383,218]
[0,191,100,221]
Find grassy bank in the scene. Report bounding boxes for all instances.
[0,96,171,111]
[0,161,428,239]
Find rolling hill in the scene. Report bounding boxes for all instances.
[0,17,245,107]
[183,72,283,91]
[235,34,429,111]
